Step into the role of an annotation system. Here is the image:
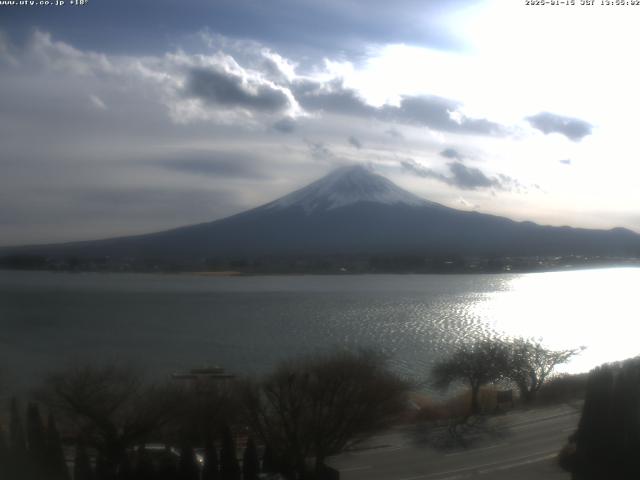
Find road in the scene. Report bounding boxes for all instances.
[328,403,581,480]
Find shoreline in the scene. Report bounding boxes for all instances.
[1,261,640,277]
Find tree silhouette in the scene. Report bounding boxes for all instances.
[506,338,582,403]
[178,443,199,480]
[242,437,259,480]
[26,403,47,477]
[73,442,93,480]
[9,397,28,480]
[45,413,70,480]
[94,452,112,480]
[431,340,510,415]
[135,446,155,480]
[219,425,240,480]
[42,364,181,475]
[565,357,640,479]
[116,451,133,480]
[261,444,277,474]
[201,437,219,480]
[157,445,178,480]
[0,423,9,479]
[243,350,408,477]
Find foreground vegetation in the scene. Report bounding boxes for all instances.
[0,351,408,480]
[559,356,640,479]
[0,339,590,479]
[431,338,582,414]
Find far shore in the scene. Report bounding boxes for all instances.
[2,261,640,277]
[189,270,244,276]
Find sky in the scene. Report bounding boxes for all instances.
[1,0,640,246]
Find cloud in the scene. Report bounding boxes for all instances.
[401,159,519,191]
[389,95,503,135]
[348,135,362,149]
[184,67,291,113]
[400,158,448,183]
[447,162,495,189]
[559,159,572,165]
[260,50,298,83]
[305,140,337,162]
[526,112,593,141]
[89,94,107,110]
[6,31,501,137]
[440,148,464,160]
[457,196,479,209]
[272,117,296,133]
[384,128,403,139]
[293,79,375,117]
[294,79,504,135]
[159,151,267,179]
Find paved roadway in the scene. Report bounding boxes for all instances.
[328,403,581,480]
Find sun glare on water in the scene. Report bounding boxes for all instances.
[469,267,640,374]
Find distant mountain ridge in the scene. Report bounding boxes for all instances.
[2,165,640,267]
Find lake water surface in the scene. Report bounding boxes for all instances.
[1,268,638,391]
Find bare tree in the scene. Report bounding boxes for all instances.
[242,350,409,478]
[172,380,240,446]
[431,339,510,415]
[506,338,583,403]
[40,364,181,477]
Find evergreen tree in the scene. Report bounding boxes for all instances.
[261,445,277,474]
[73,443,93,480]
[178,443,199,480]
[570,358,640,479]
[9,397,28,480]
[219,425,240,480]
[242,437,259,480]
[116,451,133,480]
[95,452,112,480]
[0,424,9,479]
[26,403,47,477]
[45,413,70,480]
[135,446,155,480]
[157,445,178,480]
[201,437,219,480]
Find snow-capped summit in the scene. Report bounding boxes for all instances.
[265,164,435,213]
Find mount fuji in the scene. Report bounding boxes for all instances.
[3,165,640,267]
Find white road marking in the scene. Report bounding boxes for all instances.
[353,446,406,455]
[507,411,579,430]
[477,453,557,474]
[394,449,560,480]
[445,443,507,457]
[340,465,372,472]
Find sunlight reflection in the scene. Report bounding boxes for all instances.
[469,268,640,374]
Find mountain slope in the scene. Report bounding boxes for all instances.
[3,165,640,263]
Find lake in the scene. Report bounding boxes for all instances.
[0,268,638,392]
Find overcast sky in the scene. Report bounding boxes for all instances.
[1,0,640,246]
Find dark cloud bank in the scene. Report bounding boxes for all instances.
[401,158,519,192]
[186,67,290,113]
[292,79,505,135]
[181,67,506,136]
[526,112,592,141]
[348,135,362,149]
[0,0,476,58]
[440,147,465,160]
